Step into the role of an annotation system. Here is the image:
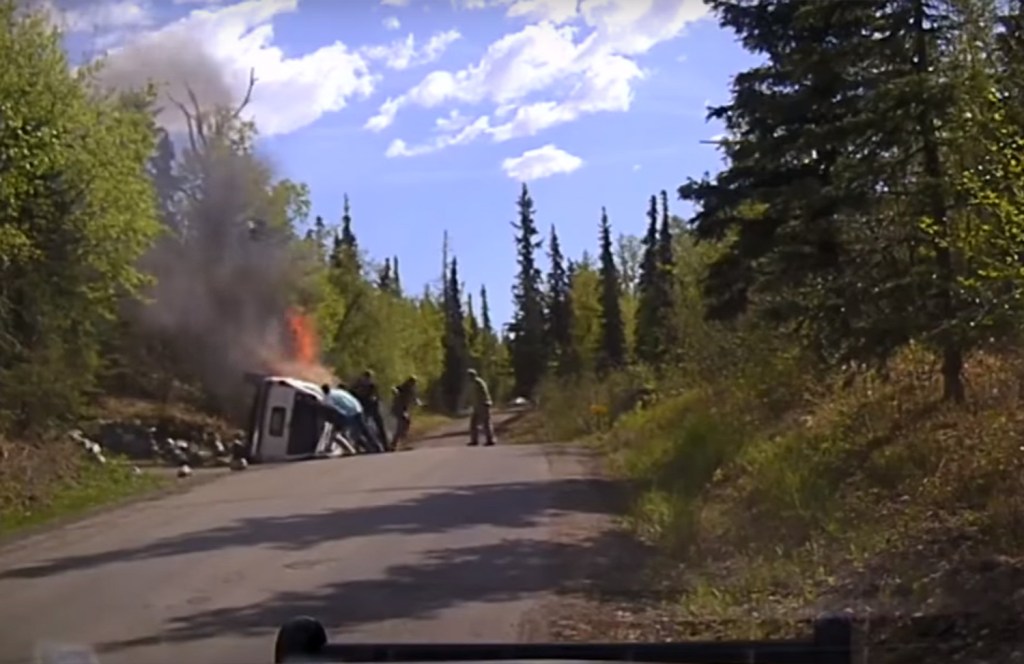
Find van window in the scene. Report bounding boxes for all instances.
[268,406,286,436]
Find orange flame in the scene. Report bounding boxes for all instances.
[286,308,318,365]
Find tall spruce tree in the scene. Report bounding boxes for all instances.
[681,0,970,401]
[377,257,394,292]
[510,184,547,396]
[635,194,661,364]
[440,257,469,413]
[391,255,403,296]
[598,207,626,371]
[545,225,573,374]
[330,195,360,274]
[466,291,480,350]
[656,189,680,359]
[480,285,493,337]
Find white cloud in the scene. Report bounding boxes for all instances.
[383,15,401,30]
[92,0,376,137]
[49,0,154,33]
[501,144,583,181]
[372,0,710,156]
[361,29,461,71]
[380,0,410,6]
[502,0,579,23]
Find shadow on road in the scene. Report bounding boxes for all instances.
[93,530,633,652]
[84,452,638,653]
[0,476,617,581]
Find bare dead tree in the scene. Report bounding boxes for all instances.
[166,68,257,206]
[167,68,256,153]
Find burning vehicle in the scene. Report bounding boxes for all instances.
[242,373,351,463]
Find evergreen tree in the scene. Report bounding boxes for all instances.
[545,225,574,375]
[656,189,680,359]
[635,194,661,364]
[509,184,547,396]
[378,257,394,292]
[466,291,480,350]
[392,255,403,296]
[340,194,357,250]
[440,230,450,298]
[480,285,493,337]
[440,257,469,413]
[597,207,626,371]
[330,196,360,273]
[312,215,327,251]
[681,0,970,401]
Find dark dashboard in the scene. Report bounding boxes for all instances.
[274,615,853,664]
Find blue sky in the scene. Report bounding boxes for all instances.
[50,0,760,326]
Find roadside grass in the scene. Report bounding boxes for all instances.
[0,438,167,535]
[406,410,458,439]
[539,344,1024,659]
[500,409,549,444]
[0,396,236,537]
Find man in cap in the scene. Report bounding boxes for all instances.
[466,368,496,446]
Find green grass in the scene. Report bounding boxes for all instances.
[407,411,458,439]
[0,449,167,535]
[536,344,1024,658]
[0,396,232,537]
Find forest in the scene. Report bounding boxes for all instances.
[5,0,1024,659]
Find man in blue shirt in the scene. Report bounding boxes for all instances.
[321,383,384,453]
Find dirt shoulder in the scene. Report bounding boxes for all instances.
[518,442,685,643]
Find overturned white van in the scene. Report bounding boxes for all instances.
[243,375,347,463]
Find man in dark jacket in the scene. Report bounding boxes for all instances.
[390,375,419,450]
[352,369,389,449]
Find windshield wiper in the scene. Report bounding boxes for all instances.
[274,615,852,664]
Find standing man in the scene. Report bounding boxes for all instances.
[352,369,388,448]
[466,368,496,447]
[390,375,420,450]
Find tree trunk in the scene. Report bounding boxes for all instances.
[942,344,965,403]
[913,0,965,403]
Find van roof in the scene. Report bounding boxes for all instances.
[265,375,324,399]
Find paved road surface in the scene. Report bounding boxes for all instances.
[0,414,614,664]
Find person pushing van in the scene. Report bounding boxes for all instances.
[320,383,384,453]
[352,369,388,447]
